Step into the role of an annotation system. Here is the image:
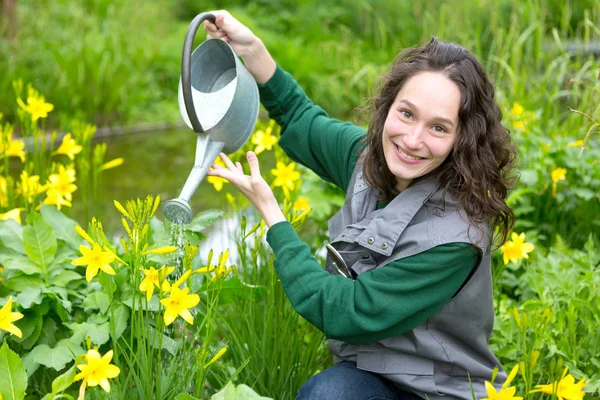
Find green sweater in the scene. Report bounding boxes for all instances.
[258,66,478,345]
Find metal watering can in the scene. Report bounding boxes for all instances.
[162,12,259,224]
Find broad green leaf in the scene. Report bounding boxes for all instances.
[83,292,110,314]
[30,343,73,371]
[4,275,45,292]
[211,382,273,400]
[51,270,83,287]
[0,253,43,275]
[15,287,42,308]
[0,342,28,400]
[23,214,57,278]
[0,219,25,254]
[40,205,81,248]
[110,304,129,341]
[148,326,180,356]
[51,365,77,396]
[185,209,226,233]
[65,321,110,345]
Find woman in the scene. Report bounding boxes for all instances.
[205,10,517,400]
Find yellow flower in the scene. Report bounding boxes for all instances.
[55,133,82,160]
[293,196,310,210]
[0,176,8,207]
[512,121,526,130]
[509,102,524,116]
[568,140,584,148]
[207,157,228,192]
[551,167,567,198]
[143,246,178,255]
[43,188,72,210]
[47,165,77,201]
[530,367,587,400]
[500,232,534,265]
[251,128,278,155]
[0,208,23,224]
[99,158,124,171]
[271,161,300,196]
[139,265,175,302]
[72,244,116,282]
[74,349,120,399]
[160,286,200,326]
[75,225,96,245]
[18,170,46,204]
[205,347,228,368]
[0,296,24,338]
[551,167,567,183]
[0,129,26,162]
[482,365,522,400]
[210,249,230,283]
[17,92,54,121]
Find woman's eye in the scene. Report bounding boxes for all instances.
[433,125,446,133]
[400,110,412,119]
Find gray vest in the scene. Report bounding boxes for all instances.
[325,162,507,399]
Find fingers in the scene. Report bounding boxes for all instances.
[246,151,262,180]
[218,152,237,171]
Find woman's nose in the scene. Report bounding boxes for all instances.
[404,124,425,149]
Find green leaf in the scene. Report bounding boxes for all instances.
[51,270,83,287]
[51,365,77,395]
[65,321,110,345]
[29,343,73,371]
[23,213,57,278]
[185,209,226,233]
[4,275,45,292]
[0,342,28,400]
[15,287,43,308]
[83,292,110,314]
[40,204,81,248]
[211,382,273,400]
[0,219,25,254]
[0,252,43,275]
[175,395,200,400]
[110,304,129,341]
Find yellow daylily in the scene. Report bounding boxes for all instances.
[75,225,96,245]
[530,366,587,400]
[205,347,228,368]
[75,349,120,400]
[18,170,46,204]
[568,140,584,148]
[17,91,54,121]
[500,232,534,265]
[210,249,230,283]
[43,188,72,210]
[143,246,178,255]
[551,167,567,198]
[0,296,24,338]
[139,265,175,302]
[47,165,77,201]
[482,365,523,400]
[0,176,8,207]
[99,158,124,171]
[0,130,26,162]
[509,102,524,116]
[271,161,300,196]
[55,133,83,160]
[207,157,228,192]
[72,244,116,282]
[0,208,23,224]
[160,286,200,326]
[251,126,278,155]
[293,196,310,211]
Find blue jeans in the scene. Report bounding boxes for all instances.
[296,361,421,400]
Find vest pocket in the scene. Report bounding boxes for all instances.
[357,346,434,375]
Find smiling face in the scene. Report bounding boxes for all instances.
[382,71,461,191]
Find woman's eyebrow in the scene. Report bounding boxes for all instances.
[398,99,455,128]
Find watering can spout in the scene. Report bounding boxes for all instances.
[162,12,259,225]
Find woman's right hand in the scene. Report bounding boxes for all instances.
[202,10,276,83]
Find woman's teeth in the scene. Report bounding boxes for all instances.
[396,144,424,160]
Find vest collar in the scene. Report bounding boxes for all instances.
[354,175,441,256]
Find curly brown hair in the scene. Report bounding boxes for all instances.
[361,37,517,247]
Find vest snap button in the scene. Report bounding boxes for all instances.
[341,231,347,236]
[367,237,375,244]
[362,253,370,260]
[381,243,389,250]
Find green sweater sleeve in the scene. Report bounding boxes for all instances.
[266,221,479,345]
[258,65,365,192]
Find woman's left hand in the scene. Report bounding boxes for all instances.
[207,151,286,227]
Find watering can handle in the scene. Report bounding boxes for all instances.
[182,12,217,134]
